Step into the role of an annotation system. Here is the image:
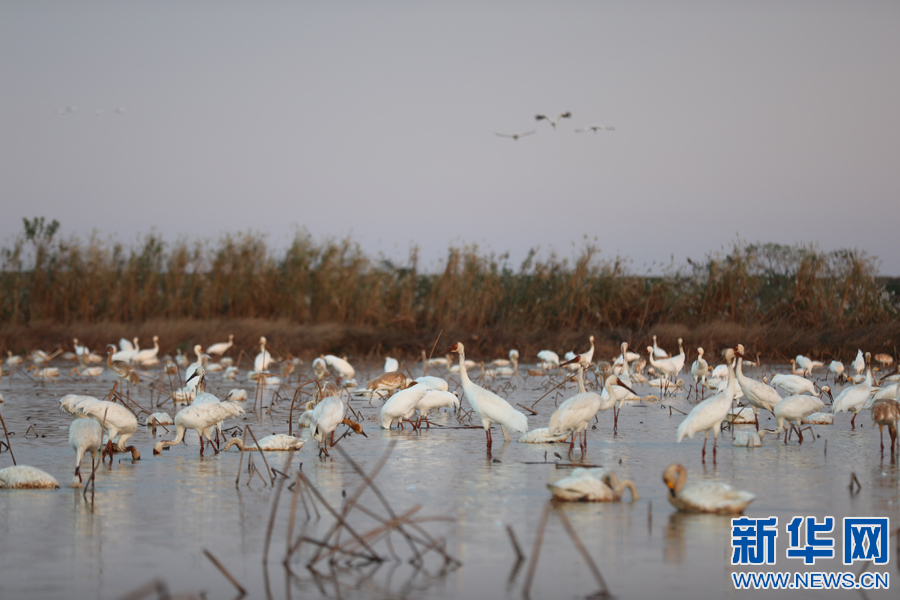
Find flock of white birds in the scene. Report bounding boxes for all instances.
[1,333,899,517]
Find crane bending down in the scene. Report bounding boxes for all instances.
[450,342,527,448]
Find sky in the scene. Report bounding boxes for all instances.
[2,1,899,275]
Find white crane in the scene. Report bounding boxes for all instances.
[575,125,615,133]
[774,394,825,443]
[534,111,571,129]
[224,434,306,451]
[206,334,234,357]
[735,345,782,429]
[133,335,160,367]
[495,130,536,140]
[380,383,431,429]
[691,347,710,397]
[450,342,527,448]
[833,352,873,429]
[69,418,102,486]
[676,348,738,458]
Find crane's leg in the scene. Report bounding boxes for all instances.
[754,408,759,432]
[199,436,205,456]
[568,433,575,457]
[850,412,857,429]
[486,426,493,449]
[701,432,708,458]
[879,424,884,452]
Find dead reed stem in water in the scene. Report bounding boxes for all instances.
[0,411,15,466]
[203,549,247,596]
[263,452,292,564]
[235,425,249,488]
[244,425,274,485]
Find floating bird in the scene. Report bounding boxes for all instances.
[732,430,771,447]
[0,466,60,489]
[450,342,527,447]
[495,130,536,141]
[535,112,571,129]
[517,427,570,443]
[575,125,615,133]
[662,463,754,514]
[383,356,399,373]
[676,348,737,458]
[224,434,306,452]
[871,398,900,453]
[206,334,234,357]
[548,468,638,502]
[225,389,248,402]
[832,352,873,428]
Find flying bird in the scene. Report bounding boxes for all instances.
[575,125,615,133]
[495,130,536,141]
[534,112,571,129]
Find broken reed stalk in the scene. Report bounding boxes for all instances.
[117,579,172,600]
[297,472,382,563]
[522,500,553,596]
[554,506,609,595]
[244,425,274,485]
[263,453,292,564]
[517,403,538,416]
[284,471,304,564]
[0,411,16,465]
[235,425,249,487]
[203,548,247,596]
[422,329,444,377]
[309,441,396,563]
[531,373,577,409]
[506,525,525,564]
[333,443,428,563]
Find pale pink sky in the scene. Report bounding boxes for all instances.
[2,1,899,274]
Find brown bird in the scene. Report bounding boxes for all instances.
[871,398,900,453]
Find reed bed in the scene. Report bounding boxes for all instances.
[1,219,898,360]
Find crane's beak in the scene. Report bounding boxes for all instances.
[615,378,638,396]
[559,355,581,367]
[185,371,199,384]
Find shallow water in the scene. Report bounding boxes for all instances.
[0,359,897,600]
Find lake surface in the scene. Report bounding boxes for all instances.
[0,355,897,600]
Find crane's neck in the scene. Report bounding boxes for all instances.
[576,365,586,394]
[457,349,471,385]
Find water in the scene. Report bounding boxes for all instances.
[0,360,897,599]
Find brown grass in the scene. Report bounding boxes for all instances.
[1,223,898,361]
